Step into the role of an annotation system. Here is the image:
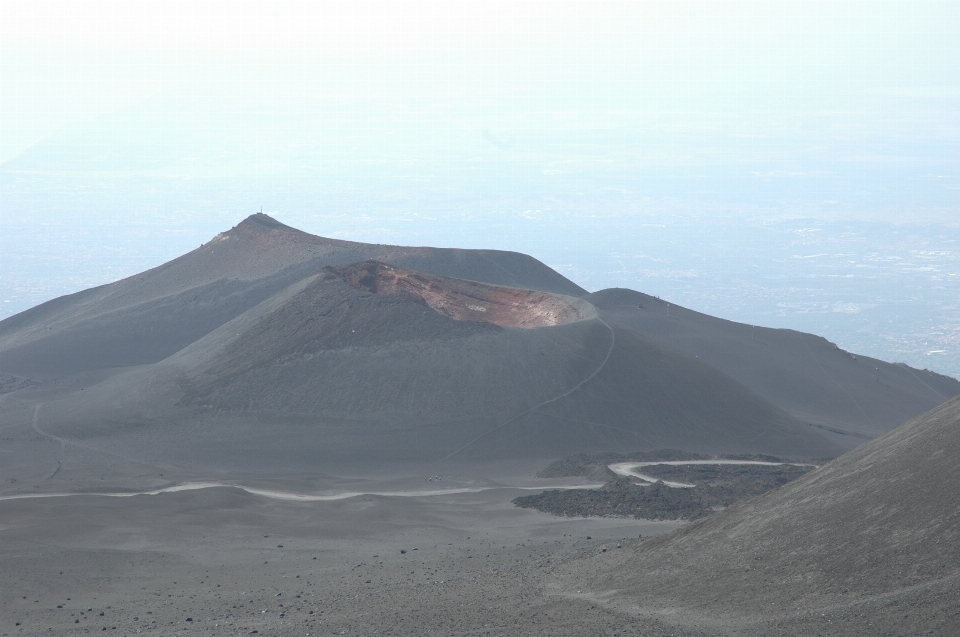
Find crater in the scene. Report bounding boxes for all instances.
[331,261,594,328]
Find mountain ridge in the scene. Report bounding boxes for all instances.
[0,214,955,484]
[0,214,585,376]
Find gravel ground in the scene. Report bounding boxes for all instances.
[1,484,685,637]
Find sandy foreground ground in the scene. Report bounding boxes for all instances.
[0,482,688,637]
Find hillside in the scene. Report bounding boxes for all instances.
[0,214,584,377]
[0,265,836,488]
[590,288,959,446]
[0,214,954,485]
[571,394,960,635]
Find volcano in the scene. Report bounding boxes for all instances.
[0,215,955,487]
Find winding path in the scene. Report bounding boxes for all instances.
[28,401,164,470]
[608,460,819,489]
[0,481,604,503]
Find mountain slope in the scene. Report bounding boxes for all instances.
[0,214,584,376]
[0,215,954,477]
[590,288,960,446]
[574,394,960,635]
[8,266,836,480]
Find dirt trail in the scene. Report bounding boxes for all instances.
[608,460,819,488]
[0,481,605,503]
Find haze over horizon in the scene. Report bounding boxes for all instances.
[2,0,958,376]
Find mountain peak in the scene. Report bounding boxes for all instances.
[219,212,316,246]
[238,212,287,230]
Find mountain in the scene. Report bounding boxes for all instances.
[0,213,584,377]
[0,260,836,487]
[590,288,959,445]
[572,394,960,635]
[0,215,954,484]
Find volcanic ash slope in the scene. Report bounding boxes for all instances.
[1,214,953,462]
[16,261,836,478]
[590,287,960,447]
[571,394,960,636]
[0,213,584,378]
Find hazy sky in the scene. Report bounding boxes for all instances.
[3,1,959,162]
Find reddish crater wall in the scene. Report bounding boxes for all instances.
[332,261,593,328]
